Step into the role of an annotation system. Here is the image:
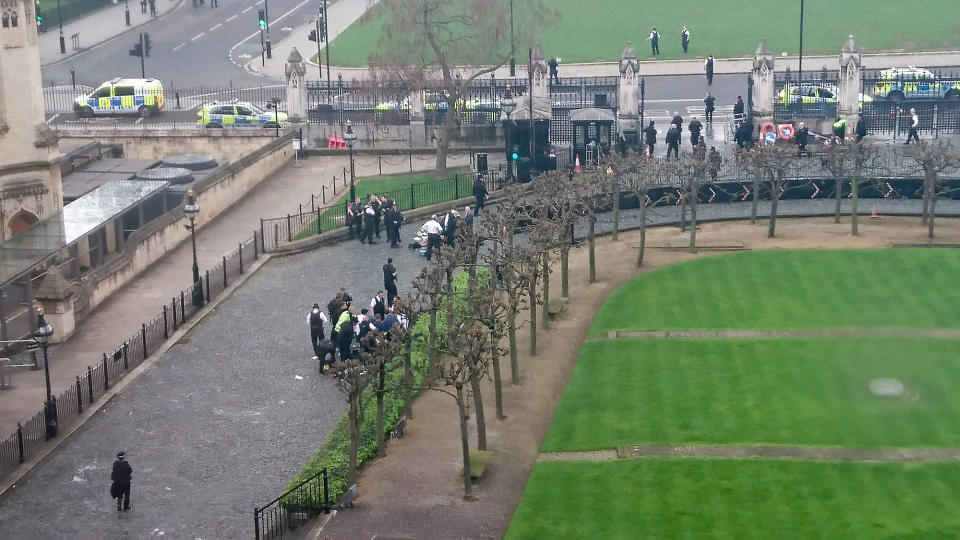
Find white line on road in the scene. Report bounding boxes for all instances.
[172,42,186,52]
[46,113,59,124]
[210,23,222,31]
[645,98,715,103]
[241,6,252,13]
[135,118,144,125]
[230,0,312,52]
[191,32,206,41]
[225,13,237,21]
[255,0,264,4]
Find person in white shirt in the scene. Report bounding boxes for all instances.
[306,303,330,359]
[905,107,920,144]
[422,215,444,260]
[647,27,660,55]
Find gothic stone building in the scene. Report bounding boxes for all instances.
[0,0,62,242]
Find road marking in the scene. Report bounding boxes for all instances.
[46,113,59,124]
[229,0,311,52]
[241,6,252,13]
[172,42,186,51]
[646,98,717,103]
[135,118,144,125]
[191,32,206,41]
[225,13,237,21]
[255,0,263,4]
[210,23,222,31]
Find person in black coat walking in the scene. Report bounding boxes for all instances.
[855,114,868,142]
[665,124,681,160]
[111,451,133,511]
[383,257,398,307]
[704,55,714,85]
[643,120,657,158]
[307,303,329,359]
[472,175,488,215]
[688,116,703,147]
[704,92,716,123]
[733,95,745,125]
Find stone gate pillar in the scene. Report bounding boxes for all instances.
[530,47,549,99]
[751,39,775,127]
[284,48,307,122]
[618,42,640,122]
[838,35,862,135]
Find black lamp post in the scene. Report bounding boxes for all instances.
[501,85,517,182]
[183,189,204,308]
[34,305,56,440]
[509,0,515,76]
[798,0,805,81]
[267,97,281,138]
[343,120,357,201]
[56,0,65,54]
[124,0,130,26]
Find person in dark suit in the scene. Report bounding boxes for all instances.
[110,452,133,511]
[643,120,657,158]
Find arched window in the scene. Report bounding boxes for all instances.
[1,0,20,27]
[8,210,38,236]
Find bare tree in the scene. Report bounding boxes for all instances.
[742,143,801,238]
[672,154,713,253]
[331,351,379,486]
[903,140,960,239]
[370,0,554,177]
[607,155,674,266]
[411,265,447,378]
[820,142,886,235]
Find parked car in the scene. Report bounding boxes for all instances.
[873,66,960,100]
[776,83,872,107]
[196,101,287,128]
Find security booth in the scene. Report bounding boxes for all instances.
[570,107,615,168]
[502,94,552,182]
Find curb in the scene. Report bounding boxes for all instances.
[41,0,186,68]
[0,252,272,497]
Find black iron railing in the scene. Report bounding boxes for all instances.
[254,467,330,540]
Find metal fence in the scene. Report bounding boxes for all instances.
[37,0,113,31]
[254,467,330,540]
[773,68,840,122]
[861,100,960,137]
[549,77,619,144]
[0,233,261,482]
[259,167,506,252]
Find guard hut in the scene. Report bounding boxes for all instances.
[570,108,615,168]
[502,94,553,182]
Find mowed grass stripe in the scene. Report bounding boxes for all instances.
[540,338,960,452]
[506,459,960,540]
[588,249,960,334]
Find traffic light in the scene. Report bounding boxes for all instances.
[317,12,325,41]
[129,43,143,57]
[308,29,317,42]
[257,9,266,29]
[511,144,519,161]
[142,32,151,57]
[34,0,42,25]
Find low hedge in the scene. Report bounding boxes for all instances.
[282,270,486,506]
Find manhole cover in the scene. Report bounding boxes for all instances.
[869,378,906,397]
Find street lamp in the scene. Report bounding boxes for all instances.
[343,120,357,201]
[798,0,805,81]
[183,189,204,308]
[501,85,517,182]
[56,0,65,54]
[267,97,281,138]
[34,305,56,439]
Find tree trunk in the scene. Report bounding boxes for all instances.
[851,176,859,236]
[750,178,760,224]
[541,253,549,330]
[348,392,360,486]
[768,179,779,238]
[436,122,451,178]
[922,176,930,225]
[528,284,538,356]
[445,270,455,347]
[491,345,505,419]
[637,199,648,267]
[428,309,438,376]
[612,180,620,241]
[689,194,698,253]
[834,176,843,223]
[470,372,487,450]
[455,384,472,497]
[928,174,937,239]
[679,194,687,232]
[403,334,414,419]
[588,216,596,283]
[560,247,569,297]
[377,365,386,457]
[508,306,520,382]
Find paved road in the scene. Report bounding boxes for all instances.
[40,0,327,87]
[0,220,434,539]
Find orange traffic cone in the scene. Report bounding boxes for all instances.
[574,154,582,173]
[870,205,879,219]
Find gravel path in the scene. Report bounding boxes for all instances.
[0,221,432,539]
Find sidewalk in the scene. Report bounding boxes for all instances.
[40,0,182,66]
[0,152,474,439]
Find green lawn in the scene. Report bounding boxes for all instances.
[325,1,960,67]
[542,338,960,452]
[589,249,960,335]
[507,459,960,539]
[293,168,472,240]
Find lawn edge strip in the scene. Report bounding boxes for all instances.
[586,328,960,341]
[538,444,960,463]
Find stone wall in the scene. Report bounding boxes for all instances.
[55,130,283,163]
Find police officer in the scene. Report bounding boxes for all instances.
[905,108,920,144]
[307,303,329,359]
[360,204,376,245]
[548,57,560,85]
[472,175,488,215]
[370,291,387,321]
[647,27,660,55]
[671,111,683,135]
[643,120,657,158]
[370,195,382,238]
[680,26,691,53]
[855,113,868,143]
[704,55,714,86]
[704,92,716,123]
[708,146,722,181]
[688,116,703,147]
[733,95,745,125]
[383,257,399,306]
[832,116,847,142]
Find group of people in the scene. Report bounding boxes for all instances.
[646,26,693,56]
[307,258,406,369]
[346,194,405,247]
[414,204,475,261]
[642,110,712,160]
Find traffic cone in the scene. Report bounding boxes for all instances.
[574,154,582,173]
[871,205,879,219]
